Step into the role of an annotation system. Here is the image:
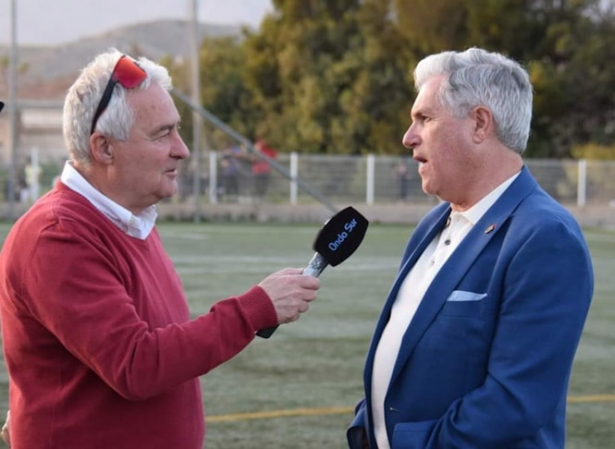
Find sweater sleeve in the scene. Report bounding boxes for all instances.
[14,222,278,401]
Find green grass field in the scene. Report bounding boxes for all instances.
[0,221,614,448]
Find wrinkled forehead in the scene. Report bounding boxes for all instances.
[126,84,180,131]
[412,75,447,111]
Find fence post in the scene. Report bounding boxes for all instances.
[29,147,41,202]
[209,151,218,204]
[577,159,586,208]
[290,152,298,205]
[366,154,375,205]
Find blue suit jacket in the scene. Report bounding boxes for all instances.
[348,167,593,448]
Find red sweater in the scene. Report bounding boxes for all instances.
[0,184,278,449]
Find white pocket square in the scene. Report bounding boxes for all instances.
[447,290,487,302]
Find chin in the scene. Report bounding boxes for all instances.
[162,190,177,200]
[161,182,179,198]
[421,182,433,196]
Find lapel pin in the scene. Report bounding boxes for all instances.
[484,224,496,234]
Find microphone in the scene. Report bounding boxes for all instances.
[257,206,369,338]
[0,101,4,114]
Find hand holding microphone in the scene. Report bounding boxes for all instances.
[257,207,369,338]
[258,268,320,325]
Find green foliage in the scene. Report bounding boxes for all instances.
[521,0,615,157]
[571,142,615,160]
[165,0,615,158]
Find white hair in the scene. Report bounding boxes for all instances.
[414,47,533,154]
[62,48,173,165]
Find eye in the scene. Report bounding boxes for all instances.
[154,129,172,140]
[412,113,429,125]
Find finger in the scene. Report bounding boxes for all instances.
[277,267,304,276]
[294,275,321,289]
[301,291,318,302]
[298,301,310,313]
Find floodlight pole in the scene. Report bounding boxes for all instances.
[8,0,19,220]
[189,0,202,222]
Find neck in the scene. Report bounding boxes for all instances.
[73,161,144,215]
[449,152,522,212]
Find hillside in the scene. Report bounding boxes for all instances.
[0,19,243,100]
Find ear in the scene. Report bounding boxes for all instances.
[470,106,492,144]
[89,133,114,164]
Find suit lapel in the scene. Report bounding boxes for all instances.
[387,167,538,384]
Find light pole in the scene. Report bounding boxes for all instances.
[8,0,19,220]
[189,0,202,221]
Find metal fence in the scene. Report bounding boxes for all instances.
[2,153,615,212]
[182,154,615,208]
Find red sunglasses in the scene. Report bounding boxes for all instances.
[90,55,147,135]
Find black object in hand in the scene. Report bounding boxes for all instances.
[257,206,369,338]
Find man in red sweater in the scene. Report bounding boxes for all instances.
[0,49,320,449]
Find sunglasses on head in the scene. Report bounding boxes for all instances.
[90,55,147,135]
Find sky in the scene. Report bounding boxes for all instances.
[0,0,274,45]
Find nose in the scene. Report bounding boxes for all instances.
[171,131,190,160]
[402,124,419,149]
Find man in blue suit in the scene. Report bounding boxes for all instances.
[347,48,593,448]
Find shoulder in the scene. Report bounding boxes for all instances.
[19,186,98,228]
[4,186,117,255]
[503,192,592,282]
[511,188,584,242]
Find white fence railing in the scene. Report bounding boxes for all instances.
[193,154,615,208]
[3,154,615,210]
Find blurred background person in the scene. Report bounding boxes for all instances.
[220,144,242,200]
[23,156,42,204]
[395,158,410,202]
[251,138,277,198]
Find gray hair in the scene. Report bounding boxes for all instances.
[62,48,173,165]
[414,47,533,154]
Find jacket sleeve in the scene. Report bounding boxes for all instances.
[347,399,368,448]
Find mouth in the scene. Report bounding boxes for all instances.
[413,155,427,165]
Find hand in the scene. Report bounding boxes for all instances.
[2,410,10,448]
[258,268,320,325]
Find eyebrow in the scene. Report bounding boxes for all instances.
[411,106,430,119]
[149,122,177,137]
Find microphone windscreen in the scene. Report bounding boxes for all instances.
[313,207,368,266]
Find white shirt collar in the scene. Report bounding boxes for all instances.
[456,171,521,226]
[60,161,157,239]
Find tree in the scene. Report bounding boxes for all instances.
[394,0,615,158]
[167,0,615,158]
[237,0,415,154]
[165,35,253,150]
